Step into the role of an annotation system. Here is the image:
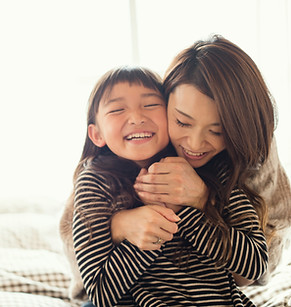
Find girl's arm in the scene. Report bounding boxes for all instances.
[72,170,178,306]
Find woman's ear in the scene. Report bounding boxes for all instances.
[88,124,106,147]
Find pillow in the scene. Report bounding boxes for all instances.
[0,197,63,215]
[0,291,78,307]
[0,213,62,253]
[0,248,70,294]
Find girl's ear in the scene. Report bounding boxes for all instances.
[88,124,106,147]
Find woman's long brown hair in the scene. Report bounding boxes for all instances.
[163,35,276,264]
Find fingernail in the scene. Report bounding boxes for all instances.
[173,214,181,221]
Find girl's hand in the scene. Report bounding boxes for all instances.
[110,205,180,250]
[134,157,208,212]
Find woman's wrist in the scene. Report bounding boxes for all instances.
[194,185,209,211]
[110,210,126,244]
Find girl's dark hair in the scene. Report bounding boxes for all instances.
[79,65,165,178]
[68,66,170,228]
[164,35,276,264]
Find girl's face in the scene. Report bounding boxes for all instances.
[168,84,226,168]
[89,82,169,167]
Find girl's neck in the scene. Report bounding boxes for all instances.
[135,157,155,169]
[135,143,175,169]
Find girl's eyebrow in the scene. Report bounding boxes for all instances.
[105,97,123,105]
[106,92,163,105]
[175,107,221,126]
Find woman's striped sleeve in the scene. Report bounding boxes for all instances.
[72,170,161,306]
[176,189,268,281]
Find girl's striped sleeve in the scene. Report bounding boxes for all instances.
[73,170,161,306]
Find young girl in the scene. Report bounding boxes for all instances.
[112,35,273,306]
[59,66,180,305]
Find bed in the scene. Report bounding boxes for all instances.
[0,199,290,307]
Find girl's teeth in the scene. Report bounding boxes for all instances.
[126,132,153,140]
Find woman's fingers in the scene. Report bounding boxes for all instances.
[111,205,180,251]
[135,159,208,210]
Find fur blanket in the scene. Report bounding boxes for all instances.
[246,138,291,284]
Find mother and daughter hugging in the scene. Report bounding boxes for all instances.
[60,34,291,307]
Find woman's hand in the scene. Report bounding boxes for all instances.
[232,272,254,287]
[110,205,180,250]
[134,157,208,212]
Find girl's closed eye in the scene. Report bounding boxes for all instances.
[106,108,124,115]
[144,103,163,108]
[176,118,190,127]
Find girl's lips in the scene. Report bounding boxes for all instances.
[125,132,154,141]
[182,146,208,160]
[124,131,155,144]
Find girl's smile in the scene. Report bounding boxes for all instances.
[124,131,154,142]
[88,82,169,167]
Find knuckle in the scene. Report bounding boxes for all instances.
[148,163,158,173]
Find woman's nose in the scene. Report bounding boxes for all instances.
[188,130,205,150]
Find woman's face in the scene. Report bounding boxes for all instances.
[168,84,226,168]
[89,82,169,167]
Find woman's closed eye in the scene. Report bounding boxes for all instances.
[176,118,191,127]
[210,130,222,136]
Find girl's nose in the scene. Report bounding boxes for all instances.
[128,110,146,125]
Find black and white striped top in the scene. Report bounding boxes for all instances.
[72,159,268,307]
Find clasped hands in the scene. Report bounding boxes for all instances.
[111,157,208,250]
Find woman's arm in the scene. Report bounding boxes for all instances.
[232,272,254,287]
[134,157,267,283]
[175,190,268,282]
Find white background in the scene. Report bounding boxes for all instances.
[0,0,290,206]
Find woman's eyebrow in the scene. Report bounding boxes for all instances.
[175,107,193,119]
[175,107,221,126]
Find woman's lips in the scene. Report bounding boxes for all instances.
[182,146,208,160]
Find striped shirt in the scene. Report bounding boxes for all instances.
[72,159,268,306]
